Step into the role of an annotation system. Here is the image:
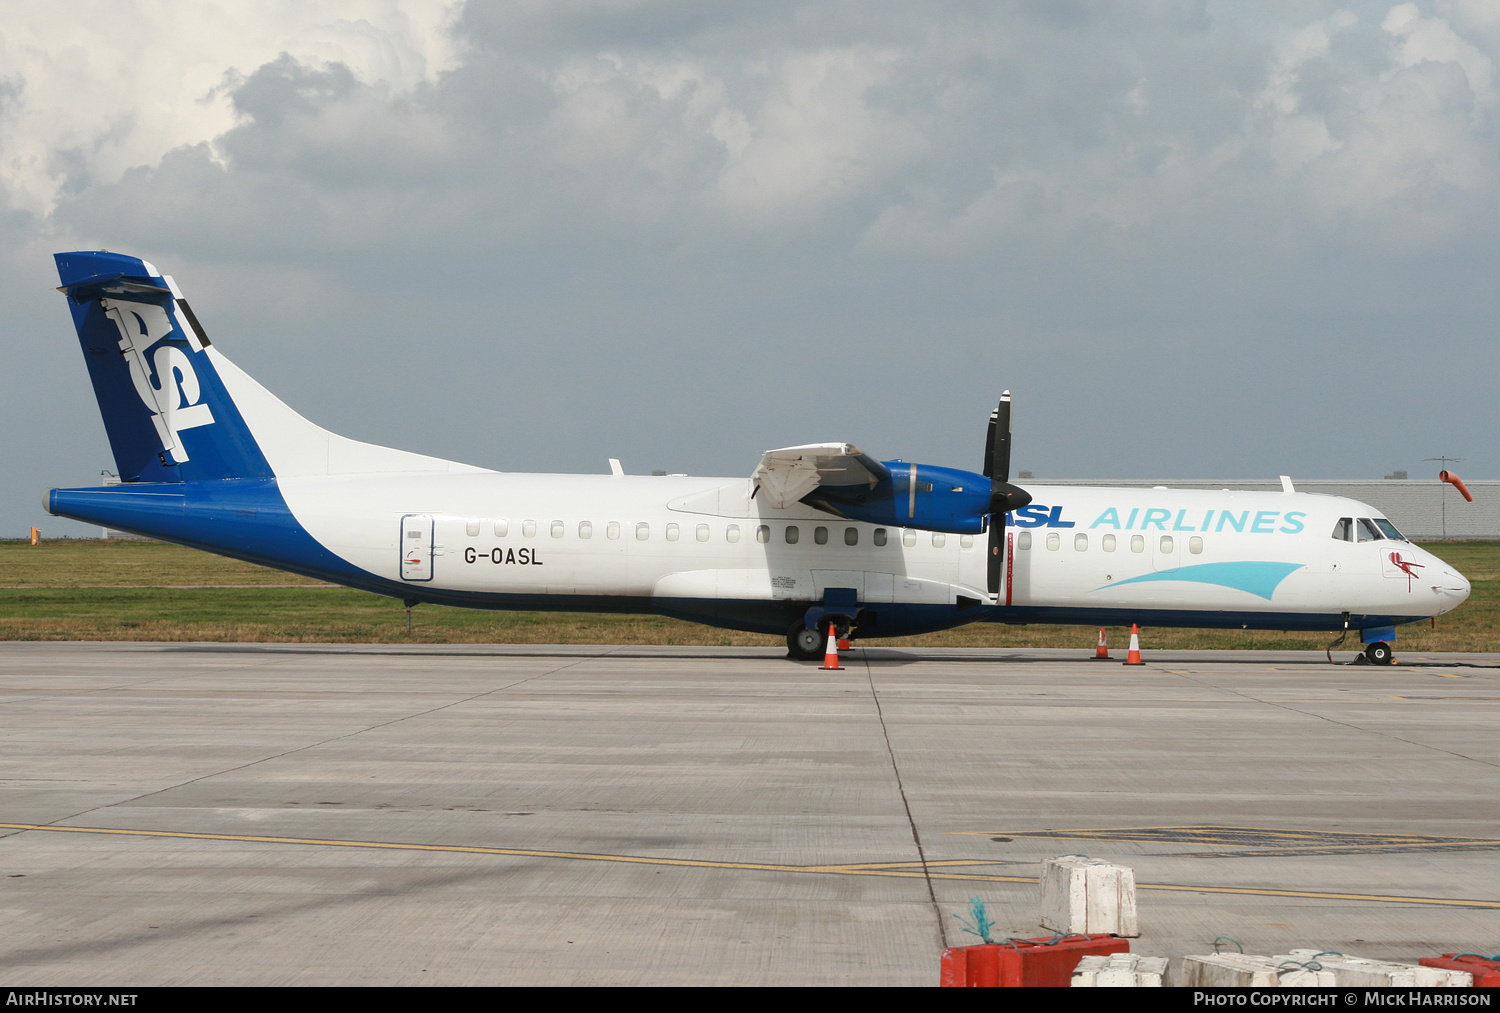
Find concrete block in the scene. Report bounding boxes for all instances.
[1039,855,1139,937]
[1283,950,1472,987]
[1071,953,1169,987]
[1179,953,1284,988]
[1180,952,1338,987]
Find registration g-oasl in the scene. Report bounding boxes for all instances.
[46,252,1471,663]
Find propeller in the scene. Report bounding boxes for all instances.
[984,391,1032,597]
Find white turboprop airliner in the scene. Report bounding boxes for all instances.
[45,252,1471,663]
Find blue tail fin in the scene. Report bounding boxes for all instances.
[55,251,273,483]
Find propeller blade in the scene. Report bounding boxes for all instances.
[985,391,1012,481]
[985,392,1027,597]
[983,411,997,478]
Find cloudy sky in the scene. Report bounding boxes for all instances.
[5,0,1498,536]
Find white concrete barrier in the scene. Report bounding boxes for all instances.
[1039,855,1139,937]
[1179,953,1291,988]
[1281,950,1471,987]
[1071,953,1169,987]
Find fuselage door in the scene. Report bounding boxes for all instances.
[401,514,434,581]
[1151,533,1180,574]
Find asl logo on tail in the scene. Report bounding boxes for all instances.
[103,299,215,463]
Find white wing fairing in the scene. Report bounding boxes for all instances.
[753,444,888,508]
[45,251,1471,657]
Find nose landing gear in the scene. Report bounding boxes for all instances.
[1327,616,1396,666]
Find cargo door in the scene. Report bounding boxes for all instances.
[401,514,434,581]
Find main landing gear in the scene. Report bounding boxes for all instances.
[787,621,826,661]
[786,617,857,661]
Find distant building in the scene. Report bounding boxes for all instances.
[1034,479,1498,540]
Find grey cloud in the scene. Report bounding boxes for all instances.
[13,1,1500,538]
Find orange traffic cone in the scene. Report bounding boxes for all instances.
[1123,624,1143,666]
[838,636,851,651]
[1091,627,1111,660]
[821,622,844,670]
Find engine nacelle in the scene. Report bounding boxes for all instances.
[802,462,996,534]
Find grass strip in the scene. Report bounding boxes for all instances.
[0,539,1493,650]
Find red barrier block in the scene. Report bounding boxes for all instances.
[1420,954,1500,987]
[940,934,1131,987]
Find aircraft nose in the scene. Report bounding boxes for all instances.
[1427,554,1471,607]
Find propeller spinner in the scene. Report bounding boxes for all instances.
[985,391,1032,597]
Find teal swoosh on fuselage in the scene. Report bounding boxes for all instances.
[1095,561,1306,601]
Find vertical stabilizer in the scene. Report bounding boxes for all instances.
[55,251,273,482]
[55,251,487,483]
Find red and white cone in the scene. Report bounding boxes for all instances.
[1123,624,1143,666]
[1091,627,1111,660]
[821,622,844,670]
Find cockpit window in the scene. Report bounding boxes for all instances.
[1332,518,1352,541]
[1356,518,1383,542]
[1373,518,1407,541]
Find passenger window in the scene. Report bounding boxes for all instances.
[1160,536,1173,553]
[814,526,828,545]
[636,522,650,540]
[932,533,946,548]
[1018,531,1032,550]
[522,521,537,538]
[1357,518,1383,542]
[1073,533,1086,551]
[1189,536,1203,554]
[755,525,769,543]
[607,521,621,540]
[1046,532,1059,550]
[873,528,887,547]
[902,530,916,547]
[1102,534,1116,552]
[494,519,508,537]
[579,521,592,539]
[786,526,799,544]
[465,519,480,537]
[959,534,972,549]
[1131,535,1144,553]
[550,520,564,538]
[696,524,709,542]
[726,524,740,543]
[1332,517,1353,542]
[846,528,859,546]
[665,523,680,542]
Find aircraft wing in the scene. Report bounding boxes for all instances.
[752,443,892,509]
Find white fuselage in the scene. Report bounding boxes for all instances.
[277,471,1470,634]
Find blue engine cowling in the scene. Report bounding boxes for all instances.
[801,462,996,534]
